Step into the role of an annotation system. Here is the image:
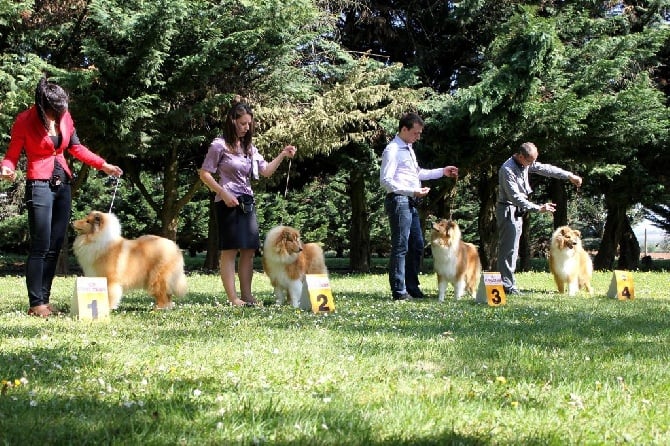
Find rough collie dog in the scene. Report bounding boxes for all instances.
[262,225,327,308]
[72,211,188,310]
[548,226,594,296]
[431,219,482,301]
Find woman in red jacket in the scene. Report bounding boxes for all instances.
[0,77,123,317]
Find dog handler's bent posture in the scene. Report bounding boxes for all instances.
[0,77,123,317]
[198,98,296,307]
[496,142,582,295]
[380,112,459,301]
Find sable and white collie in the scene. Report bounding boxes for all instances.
[548,226,594,296]
[431,219,482,301]
[72,211,188,310]
[262,225,327,308]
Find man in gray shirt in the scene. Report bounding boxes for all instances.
[496,142,583,295]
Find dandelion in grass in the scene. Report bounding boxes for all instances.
[568,393,584,410]
[496,376,507,384]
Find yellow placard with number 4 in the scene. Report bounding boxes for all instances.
[607,270,635,300]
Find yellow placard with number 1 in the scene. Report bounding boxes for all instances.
[72,277,110,320]
[607,270,635,300]
[476,272,507,307]
[301,274,336,313]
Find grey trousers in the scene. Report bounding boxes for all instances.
[496,203,523,291]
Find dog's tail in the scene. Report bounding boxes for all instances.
[170,260,188,298]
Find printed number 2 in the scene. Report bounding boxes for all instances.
[621,287,631,299]
[491,289,502,305]
[317,294,330,312]
[88,300,98,319]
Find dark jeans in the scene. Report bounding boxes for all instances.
[25,181,72,307]
[384,194,424,298]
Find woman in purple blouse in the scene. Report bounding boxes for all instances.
[198,99,296,306]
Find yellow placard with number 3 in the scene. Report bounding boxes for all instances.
[476,272,507,307]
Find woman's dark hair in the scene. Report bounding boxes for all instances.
[223,96,254,155]
[35,77,69,129]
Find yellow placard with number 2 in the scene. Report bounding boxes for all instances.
[302,274,336,313]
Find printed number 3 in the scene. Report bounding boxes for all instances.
[491,289,502,305]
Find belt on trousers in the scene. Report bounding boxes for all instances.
[27,175,71,187]
[387,192,420,207]
[498,202,527,219]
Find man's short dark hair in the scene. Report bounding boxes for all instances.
[399,112,424,132]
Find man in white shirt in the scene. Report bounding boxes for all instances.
[380,112,459,301]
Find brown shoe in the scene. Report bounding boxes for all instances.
[28,305,53,317]
[46,303,61,314]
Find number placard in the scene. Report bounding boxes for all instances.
[607,270,635,300]
[72,277,110,320]
[301,274,336,313]
[475,272,507,307]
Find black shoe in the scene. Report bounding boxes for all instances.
[504,287,523,296]
[393,293,413,301]
[408,291,426,299]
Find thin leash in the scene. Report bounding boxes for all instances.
[447,178,458,221]
[108,176,120,213]
[284,158,291,198]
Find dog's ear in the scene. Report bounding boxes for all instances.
[574,229,581,238]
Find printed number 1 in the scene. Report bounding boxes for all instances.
[317,294,330,312]
[491,289,502,305]
[88,300,98,319]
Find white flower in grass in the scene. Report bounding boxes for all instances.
[193,389,202,398]
[322,397,332,403]
[19,377,29,385]
[272,348,280,355]
[30,399,37,407]
[216,422,224,430]
[141,378,148,386]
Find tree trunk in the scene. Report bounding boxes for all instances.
[594,200,627,270]
[549,178,568,228]
[617,217,640,270]
[477,168,498,270]
[348,169,371,273]
[518,215,531,272]
[204,194,219,271]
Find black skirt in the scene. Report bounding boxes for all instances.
[215,200,260,250]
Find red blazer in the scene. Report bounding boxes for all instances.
[1,106,106,180]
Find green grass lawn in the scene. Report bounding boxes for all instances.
[1,261,669,445]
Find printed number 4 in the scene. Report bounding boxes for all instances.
[621,287,631,299]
